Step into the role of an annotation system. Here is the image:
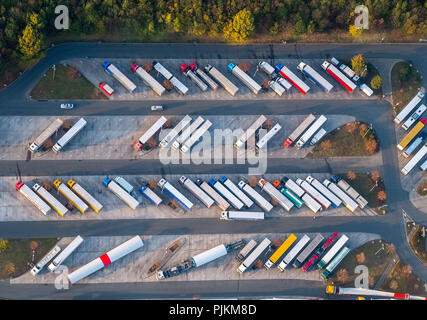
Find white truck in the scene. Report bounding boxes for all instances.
[305,176,342,208]
[135,116,167,150]
[323,179,358,213]
[238,181,273,212]
[139,185,162,206]
[296,115,327,149]
[158,178,193,211]
[227,62,262,94]
[209,178,244,210]
[103,177,140,210]
[52,118,87,153]
[235,115,267,149]
[29,118,63,152]
[131,63,166,96]
[16,181,51,215]
[153,61,188,95]
[180,120,212,153]
[190,62,218,91]
[258,179,294,211]
[159,115,192,148]
[180,63,208,91]
[283,114,316,147]
[321,61,356,93]
[276,63,310,94]
[401,143,427,175]
[220,211,264,221]
[258,61,289,95]
[403,135,424,158]
[219,176,254,208]
[102,61,136,92]
[256,123,282,149]
[283,177,321,213]
[31,245,61,275]
[179,176,214,208]
[237,238,271,273]
[204,64,239,96]
[297,62,333,93]
[237,239,257,261]
[278,235,310,271]
[402,104,427,130]
[394,91,425,124]
[172,116,204,150]
[32,183,68,217]
[310,128,327,145]
[196,179,230,211]
[296,178,331,210]
[48,235,84,272]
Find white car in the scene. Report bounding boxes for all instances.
[151,105,164,111]
[60,103,74,109]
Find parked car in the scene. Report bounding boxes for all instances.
[151,105,164,111]
[60,103,74,109]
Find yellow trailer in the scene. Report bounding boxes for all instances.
[264,234,297,268]
[397,118,426,151]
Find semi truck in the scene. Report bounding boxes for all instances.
[258,61,289,94]
[102,61,136,93]
[103,178,140,210]
[179,176,214,208]
[219,176,253,208]
[227,62,261,94]
[296,178,331,210]
[67,180,103,213]
[394,91,425,124]
[320,247,351,279]
[401,143,427,175]
[238,181,273,212]
[153,61,188,95]
[403,135,425,158]
[220,211,264,221]
[139,185,162,206]
[159,115,192,148]
[360,83,373,97]
[235,115,267,149]
[189,62,218,91]
[53,180,89,214]
[397,118,426,150]
[302,232,339,272]
[31,245,61,275]
[321,61,356,93]
[294,234,324,268]
[310,128,327,145]
[256,123,282,149]
[237,239,257,261]
[32,183,68,216]
[135,116,167,150]
[196,179,230,211]
[323,179,358,213]
[297,62,333,93]
[268,79,286,96]
[278,234,310,271]
[68,236,143,284]
[172,116,204,150]
[296,115,327,149]
[237,238,271,273]
[334,176,368,209]
[98,82,114,97]
[204,64,239,96]
[283,114,316,147]
[402,104,426,130]
[48,235,84,272]
[180,120,212,153]
[180,64,208,91]
[282,177,320,213]
[277,185,304,209]
[265,234,297,269]
[258,179,294,212]
[29,118,63,152]
[209,179,244,210]
[158,178,193,211]
[305,176,342,208]
[16,181,51,215]
[131,63,166,96]
[52,118,87,153]
[317,234,349,269]
[275,64,310,94]
[113,176,134,194]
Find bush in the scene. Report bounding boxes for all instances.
[371,75,383,89]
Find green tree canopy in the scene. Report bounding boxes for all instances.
[371,75,383,89]
[351,54,368,77]
[223,8,255,42]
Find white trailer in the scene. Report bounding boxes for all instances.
[114,176,134,194]
[294,234,324,268]
[219,177,254,208]
[32,183,68,216]
[323,180,358,213]
[278,235,310,271]
[258,61,287,95]
[235,115,267,149]
[276,63,310,94]
[421,159,427,171]
[310,128,327,145]
[258,179,294,211]
[29,118,63,152]
[190,62,218,91]
[296,115,327,149]
[153,61,188,95]
[335,178,367,208]
[52,118,87,153]
[360,83,373,96]
[102,61,136,93]
[159,115,192,148]
[31,245,61,275]
[15,181,51,215]
[68,236,143,284]
[220,211,264,221]
[401,143,427,175]
[237,239,257,261]
[48,235,84,272]
[131,63,166,96]
[227,62,262,94]
[297,62,333,93]
[158,178,193,211]
[54,180,89,214]
[394,91,425,124]
[283,177,305,197]
[269,79,286,96]
[277,77,292,90]
[204,64,239,96]
[135,116,167,150]
[402,104,427,130]
[197,179,230,211]
[192,244,228,267]
[317,235,349,269]
[209,179,244,210]
[67,180,103,213]
[302,193,322,213]
[139,185,162,206]
[283,114,316,148]
[172,116,204,150]
[103,178,140,210]
[296,178,331,210]
[403,135,424,158]
[180,120,212,153]
[181,64,208,91]
[321,61,356,93]
[237,238,271,273]
[256,123,282,149]
[305,176,342,208]
[238,181,273,212]
[179,176,214,208]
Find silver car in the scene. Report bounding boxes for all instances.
[151,105,164,111]
[60,103,74,109]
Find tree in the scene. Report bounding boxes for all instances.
[359,123,368,137]
[272,238,282,248]
[142,63,153,72]
[43,138,53,150]
[42,180,51,191]
[320,140,332,151]
[356,252,365,263]
[146,137,157,149]
[223,9,255,42]
[238,62,251,73]
[0,239,8,252]
[263,119,273,130]
[253,259,263,269]
[349,24,363,37]
[377,190,387,201]
[385,243,396,255]
[370,170,381,182]
[389,280,398,290]
[62,120,72,130]
[29,241,39,251]
[4,262,15,276]
[347,171,356,180]
[247,176,258,187]
[370,75,383,89]
[365,139,378,155]
[336,268,349,282]
[163,79,173,91]
[351,54,367,77]
[345,122,358,134]
[147,180,157,190]
[18,24,41,58]
[294,14,306,36]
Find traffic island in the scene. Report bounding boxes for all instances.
[406,222,427,266]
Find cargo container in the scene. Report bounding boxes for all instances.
[172,116,204,150]
[31,245,61,275]
[265,234,297,269]
[283,114,316,148]
[227,62,262,94]
[52,118,87,153]
[16,181,51,215]
[258,179,294,211]
[310,128,327,145]
[258,61,288,95]
[278,235,310,271]
[190,62,218,91]
[209,179,244,210]
[114,176,134,194]
[159,115,192,148]
[323,180,358,213]
[268,79,286,96]
[131,63,166,96]
[220,177,253,208]
[180,120,212,153]
[340,64,356,78]
[275,64,310,94]
[294,234,324,268]
[103,178,140,210]
[102,61,136,93]
[321,61,356,93]
[401,143,427,175]
[282,177,305,197]
[139,185,162,206]
[158,178,193,211]
[237,238,271,273]
[53,180,89,214]
[305,176,342,208]
[402,104,426,130]
[303,232,339,272]
[296,178,331,210]
[279,187,304,208]
[180,63,208,91]
[67,180,103,213]
[296,115,327,149]
[238,181,273,212]
[297,62,333,93]
[421,159,427,171]
[317,235,349,269]
[256,123,282,149]
[403,135,424,158]
[32,183,68,216]
[220,211,264,221]
[277,77,292,90]
[237,239,257,261]
[235,115,267,149]
[397,118,426,150]
[394,91,425,124]
[321,247,350,279]
[98,82,114,96]
[204,64,239,96]
[29,118,63,152]
[179,176,214,208]
[135,116,167,150]
[153,61,188,95]
[196,179,230,211]
[360,83,373,97]
[48,235,84,272]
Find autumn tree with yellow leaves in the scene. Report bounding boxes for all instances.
[223,9,255,43]
[18,13,44,58]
